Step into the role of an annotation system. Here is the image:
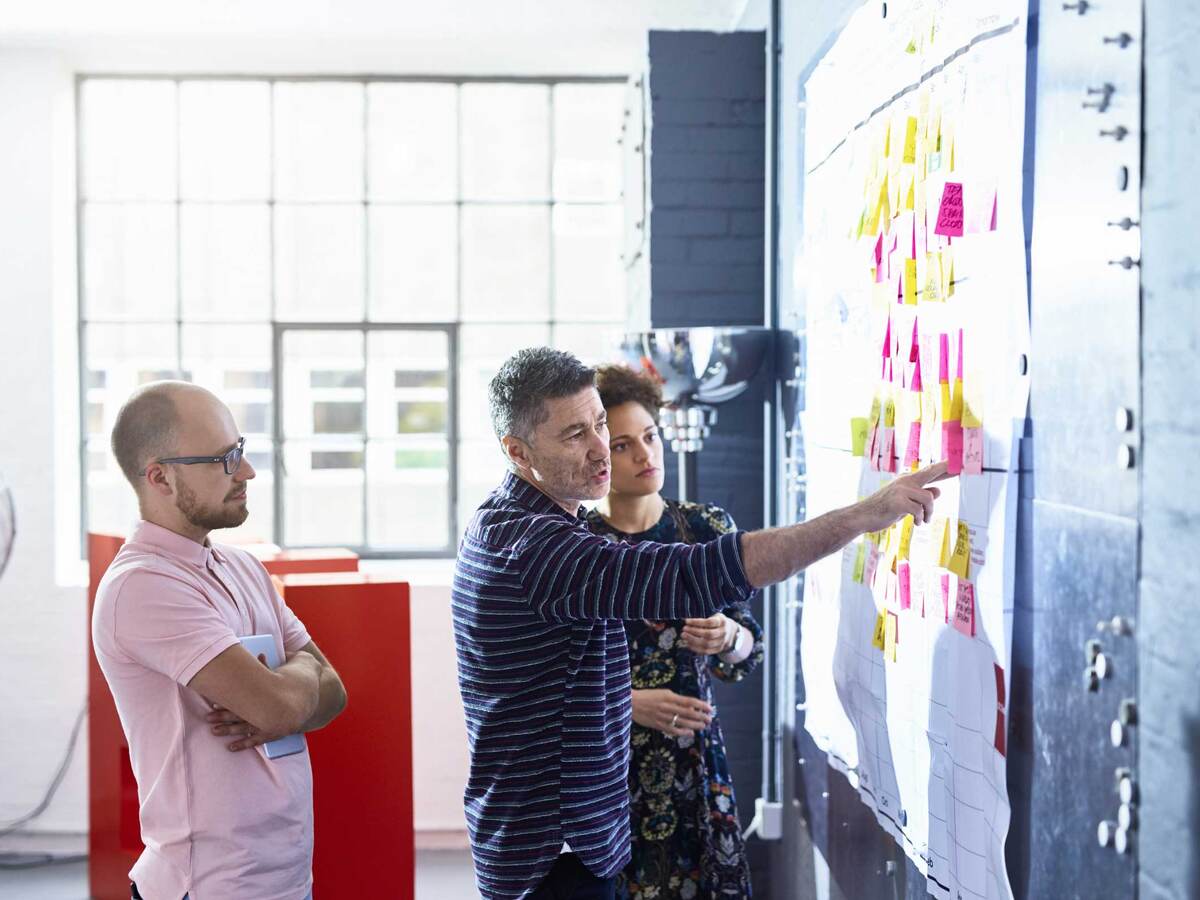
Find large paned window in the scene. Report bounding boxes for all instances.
[79,76,627,556]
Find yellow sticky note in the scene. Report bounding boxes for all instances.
[940,382,953,419]
[866,176,889,234]
[884,120,892,158]
[905,175,916,211]
[884,396,896,428]
[905,38,918,54]
[950,377,964,421]
[868,395,882,426]
[882,527,898,573]
[962,381,984,429]
[851,417,869,456]
[902,117,918,164]
[904,259,918,305]
[924,252,942,302]
[949,521,971,579]
[898,515,914,561]
[872,611,887,650]
[962,399,982,429]
[936,517,952,567]
[883,612,898,662]
[852,543,867,583]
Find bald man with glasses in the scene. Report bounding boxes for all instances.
[92,381,347,900]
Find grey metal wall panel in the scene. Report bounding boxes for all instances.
[1026,501,1139,897]
[1029,0,1143,518]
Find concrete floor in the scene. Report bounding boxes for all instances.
[0,849,480,899]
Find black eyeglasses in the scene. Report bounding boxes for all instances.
[140,437,246,477]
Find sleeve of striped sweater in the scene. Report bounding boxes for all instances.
[517,515,754,623]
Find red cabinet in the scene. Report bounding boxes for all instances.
[87,536,411,899]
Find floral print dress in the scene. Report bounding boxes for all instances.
[585,500,764,900]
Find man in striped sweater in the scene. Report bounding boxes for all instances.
[452,348,947,900]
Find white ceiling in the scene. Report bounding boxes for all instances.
[0,0,754,75]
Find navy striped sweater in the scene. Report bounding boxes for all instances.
[451,473,754,900]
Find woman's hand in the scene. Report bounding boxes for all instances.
[680,613,736,655]
[631,689,713,737]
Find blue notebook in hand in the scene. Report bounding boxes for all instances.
[238,634,307,760]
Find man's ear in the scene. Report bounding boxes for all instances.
[500,435,533,474]
[142,462,174,497]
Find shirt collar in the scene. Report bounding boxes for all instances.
[129,520,225,568]
[499,471,586,521]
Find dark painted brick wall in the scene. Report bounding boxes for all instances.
[648,30,766,330]
[1138,4,1200,899]
[645,28,771,895]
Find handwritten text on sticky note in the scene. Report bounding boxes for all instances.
[934,181,964,237]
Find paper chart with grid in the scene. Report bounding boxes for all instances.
[795,2,1028,898]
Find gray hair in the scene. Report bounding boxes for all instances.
[488,347,596,443]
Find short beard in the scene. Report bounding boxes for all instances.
[175,477,248,532]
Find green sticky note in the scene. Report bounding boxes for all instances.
[851,417,869,456]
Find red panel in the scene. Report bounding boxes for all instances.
[88,533,383,899]
[279,574,414,900]
[87,532,140,900]
[259,548,359,576]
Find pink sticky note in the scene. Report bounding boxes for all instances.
[989,192,998,231]
[956,328,964,380]
[874,232,883,266]
[938,333,950,383]
[953,580,976,637]
[903,420,921,468]
[898,561,912,610]
[865,420,879,464]
[940,574,951,623]
[963,426,984,474]
[911,353,922,392]
[864,544,881,587]
[909,320,920,362]
[880,426,897,473]
[943,420,963,475]
[882,316,892,358]
[934,182,964,237]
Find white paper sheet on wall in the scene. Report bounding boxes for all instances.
[797,2,1029,898]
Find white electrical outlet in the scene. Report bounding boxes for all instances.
[754,797,784,840]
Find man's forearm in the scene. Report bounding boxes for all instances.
[741,504,868,589]
[301,665,347,733]
[268,653,322,735]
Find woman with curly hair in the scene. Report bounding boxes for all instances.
[586,364,763,900]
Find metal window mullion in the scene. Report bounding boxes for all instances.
[268,80,285,547]
[174,79,184,380]
[76,77,89,557]
[447,323,460,552]
[547,84,556,341]
[360,83,370,549]
[80,74,624,86]
[453,83,465,540]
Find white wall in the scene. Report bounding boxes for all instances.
[0,49,87,833]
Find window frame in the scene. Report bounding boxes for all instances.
[273,321,459,559]
[76,73,626,558]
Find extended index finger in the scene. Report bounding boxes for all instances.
[911,461,953,486]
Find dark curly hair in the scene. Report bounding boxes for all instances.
[488,347,596,442]
[594,364,663,424]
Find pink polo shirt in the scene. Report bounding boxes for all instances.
[92,521,314,900]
